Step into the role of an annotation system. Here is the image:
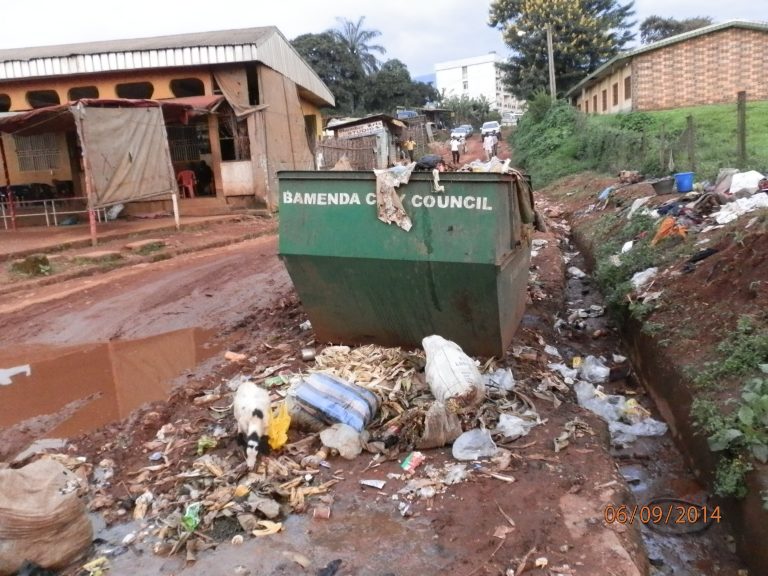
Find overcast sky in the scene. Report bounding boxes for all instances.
[0,1,758,77]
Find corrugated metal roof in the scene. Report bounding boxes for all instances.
[566,20,768,97]
[0,27,335,107]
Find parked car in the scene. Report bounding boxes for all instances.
[460,124,474,137]
[481,121,501,136]
[450,126,469,139]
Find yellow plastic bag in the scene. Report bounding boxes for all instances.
[268,401,291,450]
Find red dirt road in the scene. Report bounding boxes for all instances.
[0,235,289,349]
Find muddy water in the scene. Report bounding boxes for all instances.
[559,244,746,575]
[0,328,218,458]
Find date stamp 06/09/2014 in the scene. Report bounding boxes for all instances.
[604,503,722,526]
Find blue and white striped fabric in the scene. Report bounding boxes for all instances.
[292,372,379,432]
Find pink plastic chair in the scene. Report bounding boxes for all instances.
[177,170,197,198]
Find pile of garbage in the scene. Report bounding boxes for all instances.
[1,314,669,575]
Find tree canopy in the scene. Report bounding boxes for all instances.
[363,60,438,113]
[291,32,365,114]
[639,15,713,44]
[489,0,636,100]
[332,16,387,75]
[292,32,436,117]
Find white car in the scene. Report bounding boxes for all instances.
[450,126,469,140]
[481,121,501,136]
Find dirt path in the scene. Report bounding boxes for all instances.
[0,235,289,348]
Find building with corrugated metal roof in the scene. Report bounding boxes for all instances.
[0,27,335,217]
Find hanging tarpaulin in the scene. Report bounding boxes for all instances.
[72,103,177,208]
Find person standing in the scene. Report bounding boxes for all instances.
[450,136,461,164]
[404,136,416,162]
[483,133,494,161]
[492,131,499,158]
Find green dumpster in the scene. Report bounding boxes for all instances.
[278,170,534,357]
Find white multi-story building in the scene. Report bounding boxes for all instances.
[434,53,524,116]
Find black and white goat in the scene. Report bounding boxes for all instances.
[234,381,271,469]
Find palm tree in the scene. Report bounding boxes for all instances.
[332,16,386,75]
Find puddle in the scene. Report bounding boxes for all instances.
[0,328,219,459]
[557,245,746,575]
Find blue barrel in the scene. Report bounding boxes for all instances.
[674,172,694,193]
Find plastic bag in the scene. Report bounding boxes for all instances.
[574,381,625,422]
[451,428,498,460]
[495,412,539,441]
[483,368,516,392]
[423,335,485,412]
[320,423,363,460]
[579,355,610,384]
[268,401,291,450]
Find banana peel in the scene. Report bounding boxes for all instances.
[252,520,283,537]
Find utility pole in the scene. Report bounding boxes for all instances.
[546,24,557,102]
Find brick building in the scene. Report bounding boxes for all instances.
[567,20,768,114]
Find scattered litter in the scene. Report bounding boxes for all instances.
[401,451,426,473]
[548,363,578,381]
[714,194,768,224]
[578,356,610,384]
[452,428,498,460]
[483,368,516,392]
[360,479,387,490]
[495,412,539,441]
[320,423,364,460]
[544,345,561,358]
[627,196,653,219]
[299,320,312,331]
[631,267,658,290]
[287,372,379,432]
[251,520,283,537]
[621,241,634,253]
[575,381,667,444]
[423,335,485,411]
[181,502,201,532]
[418,402,463,449]
[567,266,587,279]
[268,401,291,450]
[224,350,247,362]
[196,435,217,456]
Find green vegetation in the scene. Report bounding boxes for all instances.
[10,254,52,277]
[513,100,768,187]
[689,318,768,501]
[135,242,165,256]
[693,316,768,388]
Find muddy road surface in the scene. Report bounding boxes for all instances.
[0,235,289,349]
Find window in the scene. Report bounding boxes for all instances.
[68,86,99,101]
[624,76,632,100]
[167,120,211,162]
[462,81,468,90]
[170,78,205,98]
[602,89,607,111]
[593,95,597,114]
[245,65,260,105]
[13,133,59,171]
[585,100,589,113]
[0,94,10,112]
[26,90,60,109]
[612,83,619,106]
[461,66,468,80]
[218,109,250,161]
[116,81,154,99]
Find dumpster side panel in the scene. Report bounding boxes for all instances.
[283,256,503,356]
[279,172,506,264]
[278,171,531,357]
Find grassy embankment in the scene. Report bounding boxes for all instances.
[514,99,768,503]
[513,98,768,188]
